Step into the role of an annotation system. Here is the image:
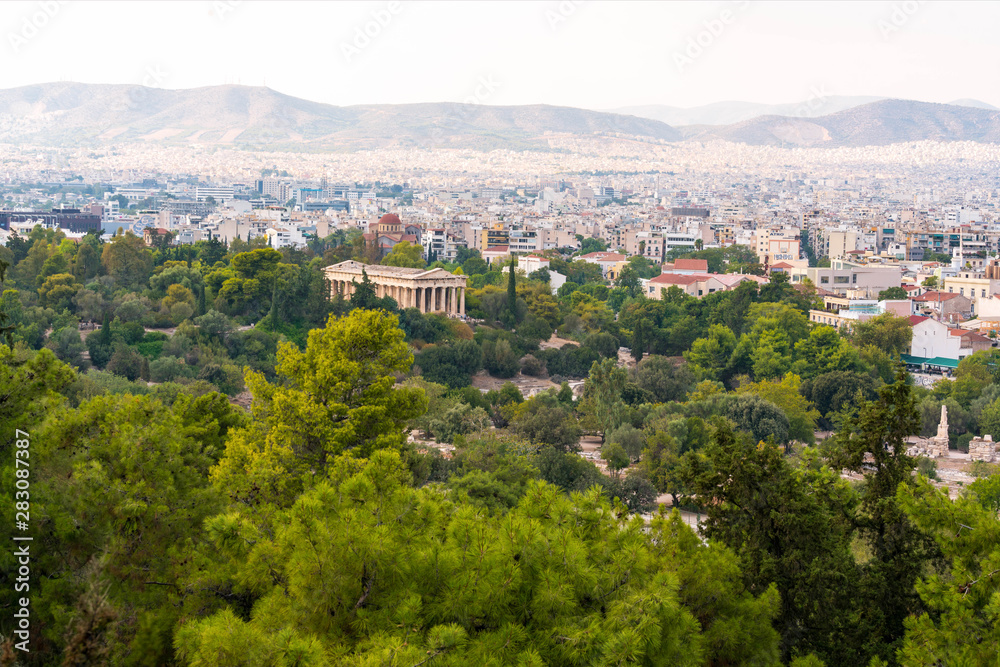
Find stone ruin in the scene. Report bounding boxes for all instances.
[969,434,999,463]
[902,404,1000,463]
[907,404,951,459]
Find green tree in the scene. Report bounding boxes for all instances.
[381,240,425,268]
[896,477,1000,664]
[37,272,83,311]
[72,239,102,282]
[849,313,913,356]
[736,374,820,444]
[180,452,782,665]
[45,326,87,368]
[685,324,737,381]
[634,355,695,403]
[684,421,863,663]
[614,264,641,298]
[829,369,939,663]
[212,309,428,505]
[602,441,630,478]
[580,357,629,436]
[877,286,908,300]
[101,231,154,290]
[505,256,518,327]
[482,338,520,378]
[510,391,582,451]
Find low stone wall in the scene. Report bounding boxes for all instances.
[907,436,950,459]
[969,435,998,462]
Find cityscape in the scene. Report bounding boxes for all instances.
[1,2,999,666]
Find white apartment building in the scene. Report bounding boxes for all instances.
[266,226,309,249]
[195,186,235,203]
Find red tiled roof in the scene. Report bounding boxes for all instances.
[908,315,929,326]
[913,291,962,302]
[771,262,793,269]
[650,272,719,285]
[484,245,509,252]
[580,251,626,261]
[674,258,709,271]
[649,274,700,285]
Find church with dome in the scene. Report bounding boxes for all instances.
[364,213,422,257]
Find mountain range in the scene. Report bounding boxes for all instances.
[0,82,999,150]
[610,97,998,127]
[0,82,679,151]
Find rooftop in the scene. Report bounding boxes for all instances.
[913,290,964,302]
[672,258,710,272]
[323,260,466,282]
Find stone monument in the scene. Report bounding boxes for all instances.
[927,404,950,457]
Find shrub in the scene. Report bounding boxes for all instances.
[915,457,938,480]
[106,344,149,381]
[483,339,520,378]
[149,356,192,383]
[521,354,546,377]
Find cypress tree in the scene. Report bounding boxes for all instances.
[268,281,280,328]
[507,256,517,323]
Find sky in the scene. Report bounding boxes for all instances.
[0,0,997,110]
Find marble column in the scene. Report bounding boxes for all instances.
[460,287,465,316]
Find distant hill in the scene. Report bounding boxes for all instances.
[1,83,999,150]
[0,82,681,150]
[611,96,884,127]
[948,98,999,111]
[685,99,1000,147]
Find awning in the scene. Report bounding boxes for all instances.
[924,357,959,369]
[900,354,959,370]
[900,354,930,365]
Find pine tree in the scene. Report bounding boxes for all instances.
[829,368,940,662]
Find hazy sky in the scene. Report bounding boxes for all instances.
[1,0,996,109]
